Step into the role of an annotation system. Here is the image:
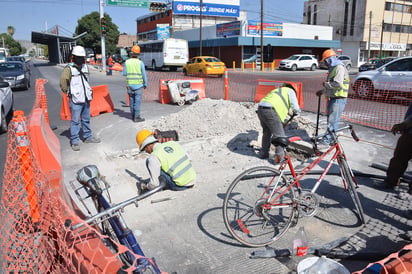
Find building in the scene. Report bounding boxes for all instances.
[304,0,412,66]
[135,0,340,68]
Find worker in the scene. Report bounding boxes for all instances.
[136,129,197,194]
[256,83,301,163]
[60,45,101,151]
[383,101,412,199]
[122,45,148,122]
[106,54,114,76]
[316,49,350,145]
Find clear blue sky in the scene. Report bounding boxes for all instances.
[0,0,306,41]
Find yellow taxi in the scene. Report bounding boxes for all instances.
[183,56,226,77]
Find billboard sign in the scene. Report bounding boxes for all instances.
[157,24,170,40]
[247,20,283,37]
[173,0,240,17]
[216,21,241,37]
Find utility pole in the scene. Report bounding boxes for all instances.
[199,0,203,56]
[379,19,384,58]
[260,0,264,71]
[367,10,372,61]
[99,0,106,72]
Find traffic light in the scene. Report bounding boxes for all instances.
[149,2,167,12]
[100,17,106,36]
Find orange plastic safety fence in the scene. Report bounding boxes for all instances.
[32,78,50,124]
[0,109,167,273]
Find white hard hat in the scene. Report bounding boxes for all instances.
[72,46,86,57]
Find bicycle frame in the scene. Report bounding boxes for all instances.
[265,125,359,208]
[71,172,166,274]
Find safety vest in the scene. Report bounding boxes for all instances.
[152,141,197,186]
[68,64,93,104]
[327,65,350,98]
[260,87,291,122]
[125,58,143,85]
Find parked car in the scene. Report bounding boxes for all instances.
[319,55,352,71]
[0,75,13,133]
[358,57,397,72]
[353,56,412,99]
[183,56,226,77]
[278,54,318,71]
[6,56,26,63]
[0,61,31,90]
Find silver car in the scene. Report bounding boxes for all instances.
[0,75,13,133]
[319,55,352,71]
[353,56,412,99]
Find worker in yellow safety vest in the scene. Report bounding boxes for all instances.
[135,129,197,194]
[257,83,301,163]
[122,45,148,123]
[316,49,350,145]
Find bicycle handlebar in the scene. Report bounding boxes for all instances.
[312,124,359,143]
[71,181,167,231]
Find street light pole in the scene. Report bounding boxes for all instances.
[99,0,106,71]
[260,0,264,71]
[199,0,203,56]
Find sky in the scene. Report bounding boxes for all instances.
[0,0,306,41]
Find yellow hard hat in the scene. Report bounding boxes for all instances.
[321,49,337,62]
[136,129,157,151]
[131,45,141,54]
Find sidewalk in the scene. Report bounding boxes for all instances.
[59,70,411,274]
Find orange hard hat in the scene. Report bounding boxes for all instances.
[136,129,157,151]
[131,45,141,54]
[321,49,337,62]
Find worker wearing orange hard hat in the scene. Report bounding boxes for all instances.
[316,49,350,146]
[122,45,148,123]
[135,129,196,194]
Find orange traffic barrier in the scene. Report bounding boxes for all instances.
[38,79,50,124]
[28,108,62,188]
[12,110,40,223]
[90,85,114,117]
[60,85,114,120]
[159,78,206,104]
[110,62,124,71]
[254,80,304,109]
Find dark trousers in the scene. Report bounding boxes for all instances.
[386,132,412,191]
[257,107,285,157]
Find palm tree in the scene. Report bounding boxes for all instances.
[7,26,15,37]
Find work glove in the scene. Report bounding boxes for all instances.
[323,81,333,90]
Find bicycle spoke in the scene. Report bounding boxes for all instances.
[223,166,296,247]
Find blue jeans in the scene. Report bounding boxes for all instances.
[160,171,191,191]
[325,98,347,142]
[70,100,92,145]
[128,87,143,118]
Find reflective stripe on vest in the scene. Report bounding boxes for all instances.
[260,87,290,122]
[125,59,143,85]
[152,141,196,186]
[329,65,349,98]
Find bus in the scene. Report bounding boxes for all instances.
[138,38,188,71]
[0,48,10,63]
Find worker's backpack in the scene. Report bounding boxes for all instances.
[153,129,179,143]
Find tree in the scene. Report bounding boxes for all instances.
[75,12,120,56]
[0,33,25,55]
[7,26,15,37]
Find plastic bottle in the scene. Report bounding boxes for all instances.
[292,226,308,257]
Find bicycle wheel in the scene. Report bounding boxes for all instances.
[222,166,297,247]
[338,157,366,224]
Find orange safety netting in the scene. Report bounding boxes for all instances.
[0,79,166,273]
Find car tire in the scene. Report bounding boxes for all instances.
[151,61,156,71]
[346,64,351,71]
[24,79,29,90]
[354,79,374,99]
[310,64,316,71]
[1,108,7,133]
[183,68,188,76]
[291,64,297,71]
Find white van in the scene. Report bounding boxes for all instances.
[138,38,188,71]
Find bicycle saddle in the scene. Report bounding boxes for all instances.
[271,136,301,147]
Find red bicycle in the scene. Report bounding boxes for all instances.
[222,124,366,247]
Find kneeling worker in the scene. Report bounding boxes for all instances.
[136,129,196,193]
[257,83,301,163]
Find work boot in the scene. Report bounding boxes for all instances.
[71,143,80,151]
[134,116,145,123]
[136,178,150,195]
[257,151,269,159]
[84,136,101,143]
